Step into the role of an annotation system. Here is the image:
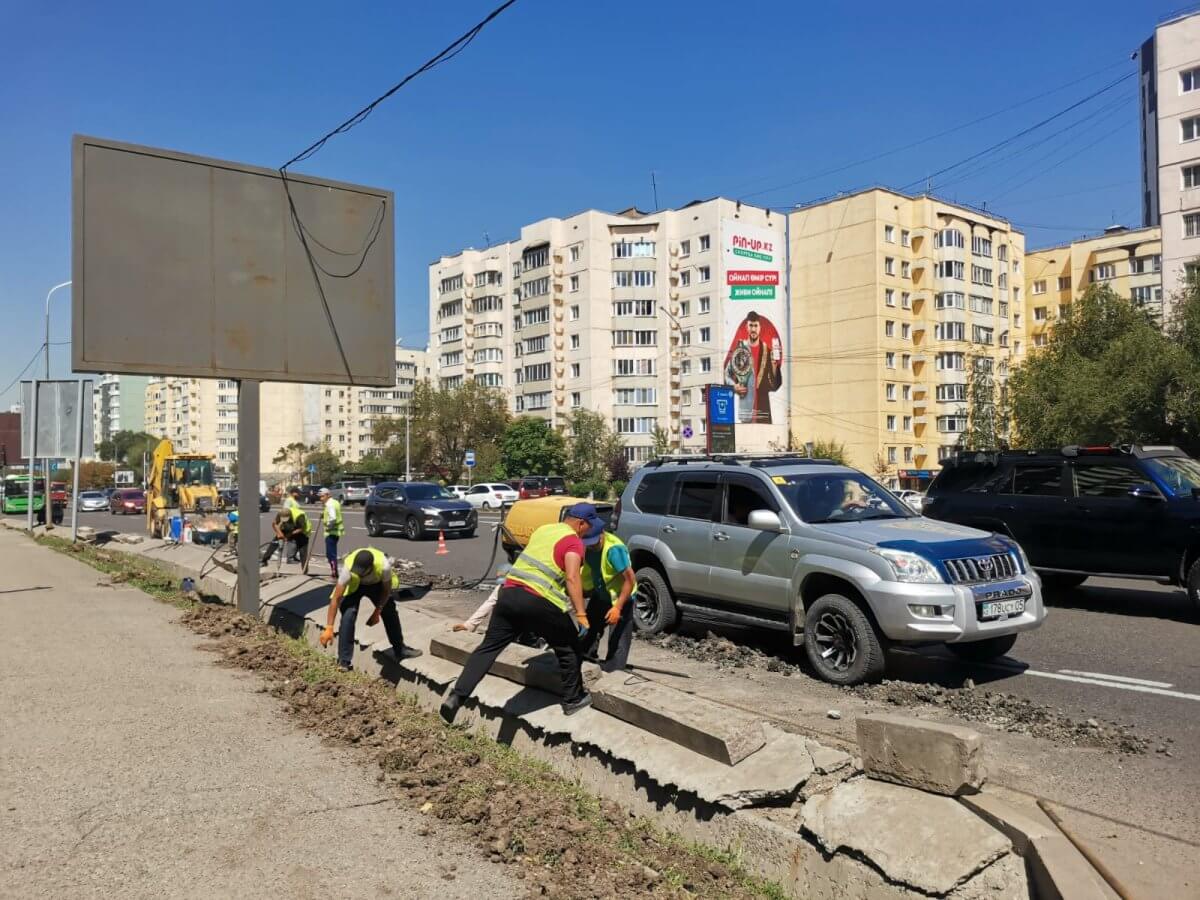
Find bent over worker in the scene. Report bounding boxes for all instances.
[581,524,637,672]
[318,487,343,578]
[262,506,311,566]
[319,548,423,670]
[440,504,600,722]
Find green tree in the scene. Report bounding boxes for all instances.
[97,439,116,462]
[373,380,509,479]
[1009,285,1198,452]
[957,355,1007,450]
[302,446,343,485]
[111,431,159,481]
[272,442,310,481]
[791,437,849,464]
[501,417,566,476]
[651,425,671,458]
[566,409,625,484]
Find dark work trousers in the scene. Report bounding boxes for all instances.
[325,535,340,568]
[583,588,636,672]
[338,585,405,669]
[261,531,308,565]
[452,585,585,702]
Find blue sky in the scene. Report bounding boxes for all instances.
[0,0,1181,406]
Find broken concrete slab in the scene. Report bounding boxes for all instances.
[112,532,144,544]
[590,670,768,766]
[802,779,1011,895]
[806,739,853,775]
[857,713,984,796]
[430,629,601,697]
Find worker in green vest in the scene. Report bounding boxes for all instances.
[440,503,600,723]
[318,487,344,578]
[319,548,423,670]
[580,529,637,671]
[262,506,312,566]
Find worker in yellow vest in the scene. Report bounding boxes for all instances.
[581,529,637,672]
[319,548,423,670]
[262,506,312,566]
[318,487,344,578]
[440,503,601,722]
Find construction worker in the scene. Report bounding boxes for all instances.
[283,487,301,512]
[319,548,423,670]
[318,487,343,578]
[261,506,311,566]
[440,503,600,723]
[226,509,239,551]
[580,527,637,672]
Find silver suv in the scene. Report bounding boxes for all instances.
[614,455,1045,685]
[331,480,369,506]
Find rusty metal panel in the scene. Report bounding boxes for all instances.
[72,135,394,386]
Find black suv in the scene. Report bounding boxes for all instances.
[924,445,1200,603]
[365,481,476,540]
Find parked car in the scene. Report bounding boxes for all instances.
[109,488,146,515]
[463,482,519,510]
[518,476,550,500]
[220,489,270,512]
[501,495,615,561]
[614,454,1045,685]
[365,481,477,540]
[923,445,1200,603]
[895,489,924,512]
[446,484,471,499]
[77,490,109,512]
[298,485,325,504]
[331,480,370,506]
[543,476,568,496]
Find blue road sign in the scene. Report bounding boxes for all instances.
[307,463,317,473]
[682,426,694,439]
[708,385,736,426]
[465,450,476,468]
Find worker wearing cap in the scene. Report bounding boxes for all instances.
[319,548,423,670]
[440,503,599,722]
[262,506,311,566]
[318,487,343,578]
[283,488,301,512]
[580,528,637,672]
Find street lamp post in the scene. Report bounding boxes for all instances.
[42,280,71,526]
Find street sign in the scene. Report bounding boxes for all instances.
[307,463,317,474]
[682,426,694,439]
[705,384,736,453]
[464,450,476,468]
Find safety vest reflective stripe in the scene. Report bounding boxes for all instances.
[338,547,396,596]
[324,499,344,537]
[507,522,573,613]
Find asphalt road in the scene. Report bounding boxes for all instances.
[28,506,1200,792]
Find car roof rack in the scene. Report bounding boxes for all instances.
[945,444,1184,464]
[643,452,841,470]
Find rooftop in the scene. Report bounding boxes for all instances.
[788,185,1013,227]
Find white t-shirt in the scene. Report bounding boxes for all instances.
[336,557,393,589]
[323,497,339,524]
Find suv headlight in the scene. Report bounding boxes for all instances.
[877,548,942,584]
[421,507,443,516]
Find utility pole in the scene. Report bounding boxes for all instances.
[405,408,411,483]
[42,280,71,524]
[650,171,659,212]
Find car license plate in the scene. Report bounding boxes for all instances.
[448,520,465,527]
[980,598,1025,619]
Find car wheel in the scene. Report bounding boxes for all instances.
[804,594,886,686]
[946,634,1018,662]
[1039,572,1088,591]
[482,500,495,510]
[1186,557,1200,612]
[405,516,423,541]
[366,513,381,538]
[632,567,679,634]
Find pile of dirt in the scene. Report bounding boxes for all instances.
[392,557,467,591]
[177,602,773,899]
[639,632,799,676]
[849,680,1150,755]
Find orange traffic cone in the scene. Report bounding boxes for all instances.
[436,530,449,555]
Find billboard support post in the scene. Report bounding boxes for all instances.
[236,380,260,616]
[70,379,84,543]
[26,379,38,532]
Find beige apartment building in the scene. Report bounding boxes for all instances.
[1140,8,1200,318]
[788,188,1026,489]
[140,344,429,477]
[1025,225,1162,346]
[430,199,789,464]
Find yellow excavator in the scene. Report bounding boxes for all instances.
[145,439,221,538]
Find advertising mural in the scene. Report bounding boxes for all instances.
[721,220,786,447]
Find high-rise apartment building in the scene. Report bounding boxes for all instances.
[429,199,788,463]
[1025,225,1162,345]
[1139,8,1200,318]
[788,188,1026,490]
[92,373,149,448]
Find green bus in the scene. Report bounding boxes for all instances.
[1,475,45,515]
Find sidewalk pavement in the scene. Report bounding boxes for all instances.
[0,528,518,900]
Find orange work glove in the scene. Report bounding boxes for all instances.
[319,626,335,647]
[605,604,622,626]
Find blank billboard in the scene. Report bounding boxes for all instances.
[72,135,395,386]
[20,380,95,459]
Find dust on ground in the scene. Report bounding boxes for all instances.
[178,602,778,900]
[640,631,1151,756]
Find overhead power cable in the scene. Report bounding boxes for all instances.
[0,345,46,400]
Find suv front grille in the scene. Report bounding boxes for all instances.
[943,553,1019,584]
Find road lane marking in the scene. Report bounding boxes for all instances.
[1057,670,1174,689]
[1016,669,1200,702]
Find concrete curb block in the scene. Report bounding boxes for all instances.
[73,531,1036,900]
[857,713,985,796]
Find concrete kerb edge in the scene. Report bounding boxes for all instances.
[80,532,1036,899]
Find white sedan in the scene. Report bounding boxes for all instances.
[895,489,924,512]
[463,483,518,509]
[446,484,470,499]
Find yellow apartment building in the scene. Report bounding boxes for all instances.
[788,188,1026,490]
[1025,225,1163,346]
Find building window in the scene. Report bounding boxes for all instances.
[901,323,910,340]
[571,392,581,408]
[613,358,656,376]
[1183,116,1200,142]
[681,329,692,346]
[901,261,910,278]
[614,387,658,405]
[679,239,691,256]
[679,271,691,287]
[570,245,580,262]
[1186,213,1200,238]
[699,234,711,251]
[699,326,711,342]
[885,288,895,307]
[681,389,692,405]
[901,230,910,248]
[569,304,580,321]
[1182,66,1200,94]
[1131,286,1156,306]
[997,244,1008,262]
[615,417,657,435]
[1053,276,1069,292]
[936,228,965,249]
[887,446,897,464]
[968,295,992,315]
[884,225,895,243]
[971,265,992,286]
[885,352,896,369]
[700,357,712,373]
[699,296,711,313]
[935,383,968,402]
[904,446,913,462]
[1090,263,1117,281]
[935,321,965,341]
[570,362,580,378]
[522,363,551,383]
[522,245,549,271]
[902,385,911,400]
[937,415,967,434]
[884,257,895,275]
[475,373,504,387]
[886,415,896,432]
[936,260,965,280]
[1131,254,1161,274]
[1033,306,1047,321]
[680,359,691,375]
[1183,165,1200,190]
[1033,333,1048,347]
[473,348,503,363]
[679,300,691,316]
[885,383,896,401]
[612,330,657,347]
[1032,280,1046,295]
[439,274,463,295]
[613,299,656,317]
[971,235,993,258]
[613,270,656,288]
[972,325,994,345]
[698,265,711,282]
[569,275,579,292]
[901,291,911,309]
[523,335,548,354]
[523,306,550,326]
[613,240,656,259]
[936,352,965,371]
[570,334,580,350]
[472,295,503,314]
[884,320,895,338]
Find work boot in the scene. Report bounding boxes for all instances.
[439,689,463,724]
[561,692,592,716]
[394,645,423,662]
